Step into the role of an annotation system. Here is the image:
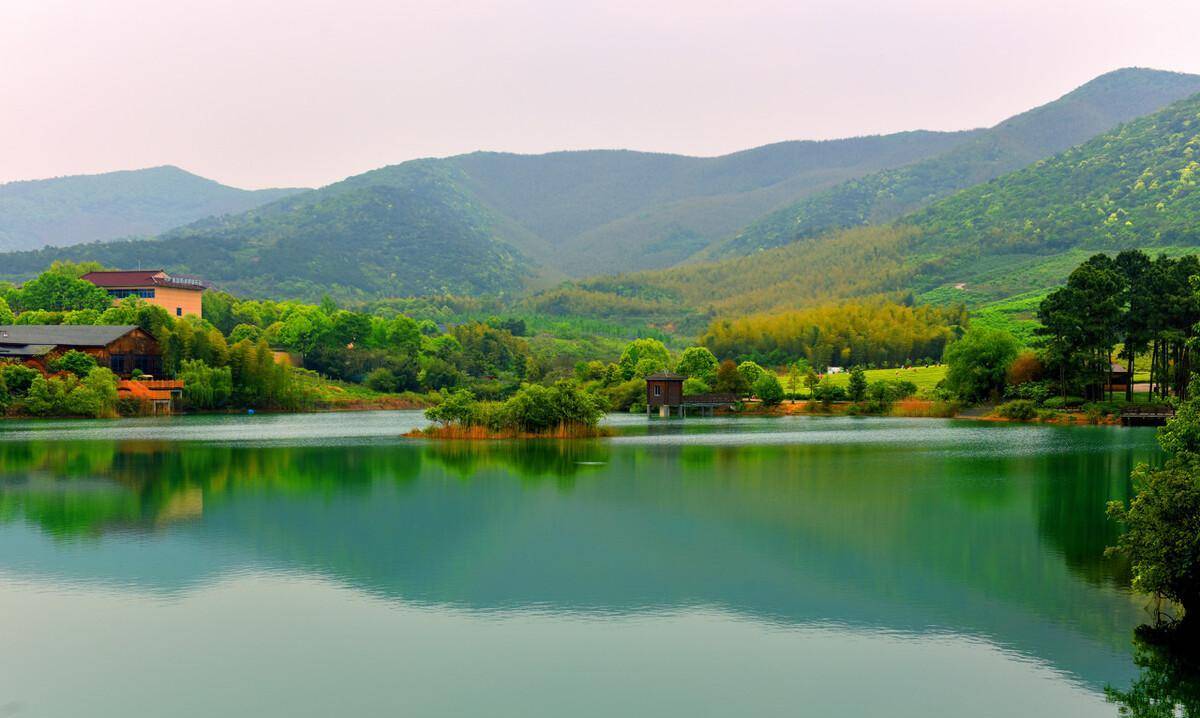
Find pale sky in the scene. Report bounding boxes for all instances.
[3,0,1200,189]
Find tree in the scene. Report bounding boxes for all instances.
[753,373,784,406]
[714,359,749,395]
[0,296,13,324]
[787,363,802,397]
[82,367,118,417]
[1108,379,1200,628]
[10,272,111,313]
[847,366,868,402]
[675,347,718,384]
[736,361,766,388]
[618,338,670,380]
[943,327,1019,403]
[803,368,820,397]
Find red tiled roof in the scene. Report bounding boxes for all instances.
[82,270,208,290]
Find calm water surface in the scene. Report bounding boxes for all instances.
[0,412,1165,716]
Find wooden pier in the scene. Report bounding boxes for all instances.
[1120,406,1175,427]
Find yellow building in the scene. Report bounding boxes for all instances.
[82,270,208,318]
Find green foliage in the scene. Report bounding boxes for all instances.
[1,363,39,397]
[865,379,917,413]
[180,360,234,410]
[736,361,766,387]
[943,328,1019,403]
[618,338,670,380]
[425,389,478,426]
[18,368,116,418]
[812,376,846,405]
[753,373,784,406]
[995,400,1038,420]
[0,296,13,323]
[682,376,711,396]
[675,346,718,383]
[714,359,749,395]
[48,350,98,378]
[847,367,868,402]
[503,381,605,433]
[1109,383,1200,624]
[6,271,111,313]
[425,381,605,433]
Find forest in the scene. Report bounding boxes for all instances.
[700,300,965,368]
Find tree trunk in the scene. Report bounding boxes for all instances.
[1126,352,1135,402]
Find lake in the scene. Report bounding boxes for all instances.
[0,411,1166,716]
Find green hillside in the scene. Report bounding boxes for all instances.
[714,68,1200,257]
[3,68,1198,304]
[1,168,533,300]
[533,89,1200,333]
[440,133,976,274]
[0,134,977,296]
[0,165,304,252]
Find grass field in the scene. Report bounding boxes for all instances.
[778,364,947,396]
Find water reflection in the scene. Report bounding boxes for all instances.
[0,414,1168,707]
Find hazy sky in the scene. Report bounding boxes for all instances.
[4,0,1200,189]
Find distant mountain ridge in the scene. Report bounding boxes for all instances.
[529,86,1200,329]
[0,165,305,252]
[712,67,1200,257]
[3,67,1199,302]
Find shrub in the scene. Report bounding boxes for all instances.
[365,368,400,393]
[995,400,1038,420]
[116,396,149,417]
[426,389,479,426]
[812,376,846,405]
[1043,395,1085,410]
[1007,351,1043,386]
[753,373,784,406]
[601,378,645,412]
[48,349,98,378]
[865,379,917,413]
[683,376,711,396]
[1,363,40,397]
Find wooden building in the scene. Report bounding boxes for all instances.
[645,372,737,417]
[1107,362,1132,393]
[82,269,208,318]
[0,325,162,377]
[646,372,685,411]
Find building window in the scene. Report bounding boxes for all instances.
[176,307,182,316]
[653,385,661,397]
[109,288,155,299]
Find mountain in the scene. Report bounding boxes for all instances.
[0,132,979,297]
[713,67,1200,258]
[0,165,533,300]
[0,165,305,252]
[435,133,977,274]
[533,87,1200,331]
[4,67,1199,302]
